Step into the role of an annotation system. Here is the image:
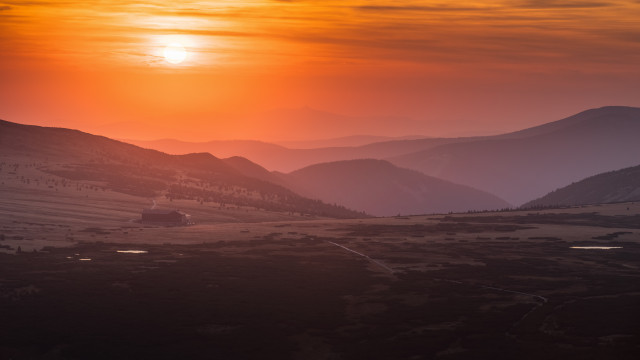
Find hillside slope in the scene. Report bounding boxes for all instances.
[523,164,640,207]
[390,106,640,205]
[284,159,510,216]
[0,120,364,219]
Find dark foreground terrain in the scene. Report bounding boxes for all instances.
[2,205,640,359]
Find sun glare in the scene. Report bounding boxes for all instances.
[164,43,187,64]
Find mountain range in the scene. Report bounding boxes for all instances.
[127,106,640,206]
[3,105,639,217]
[390,106,640,205]
[1,119,509,217]
[125,136,481,173]
[0,120,362,219]
[276,134,429,149]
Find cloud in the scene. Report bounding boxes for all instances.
[356,5,489,12]
[512,0,614,8]
[145,28,256,38]
[2,0,638,72]
[356,1,614,13]
[0,5,13,11]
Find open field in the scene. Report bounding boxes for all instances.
[2,163,640,359]
[0,157,342,253]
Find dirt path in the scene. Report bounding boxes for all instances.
[325,240,395,274]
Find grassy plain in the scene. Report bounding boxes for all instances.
[2,160,640,359]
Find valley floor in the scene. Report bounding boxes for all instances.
[2,164,640,359]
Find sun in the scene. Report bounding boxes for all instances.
[163,43,187,64]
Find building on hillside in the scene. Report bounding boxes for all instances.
[141,209,191,225]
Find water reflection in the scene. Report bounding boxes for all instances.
[117,250,148,254]
[79,258,92,261]
[570,246,622,250]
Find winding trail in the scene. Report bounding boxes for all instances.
[325,241,395,274]
[324,239,549,333]
[480,285,548,303]
[325,239,550,304]
[439,279,548,303]
[438,279,548,336]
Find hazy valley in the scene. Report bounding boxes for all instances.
[2,107,640,359]
[127,106,640,207]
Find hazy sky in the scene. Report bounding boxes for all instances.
[1,1,639,141]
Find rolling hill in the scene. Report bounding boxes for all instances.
[390,106,640,205]
[0,119,364,219]
[523,163,640,208]
[282,159,510,216]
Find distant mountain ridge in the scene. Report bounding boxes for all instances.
[282,159,510,216]
[126,136,481,173]
[523,163,640,207]
[251,107,418,141]
[390,106,640,205]
[276,134,430,149]
[6,105,639,215]
[126,106,640,206]
[99,107,418,143]
[0,119,511,217]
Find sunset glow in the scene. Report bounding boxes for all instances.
[1,1,640,141]
[164,43,187,64]
[3,3,640,357]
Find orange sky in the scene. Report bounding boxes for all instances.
[1,1,640,141]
